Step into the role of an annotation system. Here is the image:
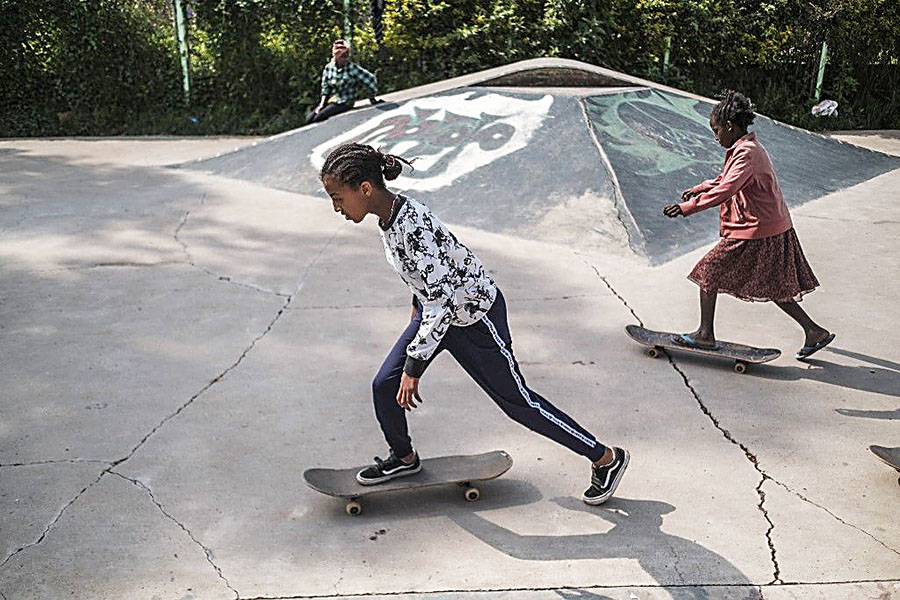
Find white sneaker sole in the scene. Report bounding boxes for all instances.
[582,449,630,505]
[356,463,422,485]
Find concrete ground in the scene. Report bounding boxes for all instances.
[1,132,898,599]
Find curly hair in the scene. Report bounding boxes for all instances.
[710,90,756,128]
[320,143,411,189]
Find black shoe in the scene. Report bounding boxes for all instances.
[583,447,629,505]
[356,451,421,485]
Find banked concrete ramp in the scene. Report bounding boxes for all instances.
[185,59,900,263]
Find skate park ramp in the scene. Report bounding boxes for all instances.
[183,59,900,264]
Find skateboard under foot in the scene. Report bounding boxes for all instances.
[304,450,513,516]
[626,324,781,373]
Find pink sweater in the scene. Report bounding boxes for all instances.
[678,132,793,240]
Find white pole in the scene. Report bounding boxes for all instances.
[173,0,191,104]
[814,40,828,101]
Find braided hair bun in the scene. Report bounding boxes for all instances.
[711,90,756,128]
[320,142,413,189]
[380,152,403,181]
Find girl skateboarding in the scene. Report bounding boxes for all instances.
[663,90,834,359]
[320,142,628,506]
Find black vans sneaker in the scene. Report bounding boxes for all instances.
[356,451,421,485]
[583,447,629,505]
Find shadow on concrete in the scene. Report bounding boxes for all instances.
[650,345,900,399]
[753,346,900,399]
[751,361,900,399]
[306,479,544,522]
[824,347,900,372]
[451,496,761,599]
[556,590,617,600]
[836,407,900,420]
[0,141,776,594]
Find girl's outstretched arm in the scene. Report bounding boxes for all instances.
[686,173,723,198]
[678,148,753,216]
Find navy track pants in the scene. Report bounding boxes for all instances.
[371,290,606,462]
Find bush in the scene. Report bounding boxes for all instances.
[2,0,898,136]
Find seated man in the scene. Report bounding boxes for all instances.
[307,39,380,125]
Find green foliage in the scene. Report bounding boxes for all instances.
[2,0,898,136]
[1,0,182,135]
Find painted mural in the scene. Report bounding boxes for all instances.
[311,91,554,191]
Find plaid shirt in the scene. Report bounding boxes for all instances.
[320,61,377,105]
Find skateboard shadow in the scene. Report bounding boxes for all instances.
[747,346,900,399]
[312,478,544,520]
[450,496,761,599]
[835,407,900,420]
[555,590,617,600]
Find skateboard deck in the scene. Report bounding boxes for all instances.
[870,445,900,484]
[626,324,781,373]
[304,450,513,515]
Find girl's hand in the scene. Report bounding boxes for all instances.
[681,188,697,201]
[397,373,424,411]
[664,204,684,218]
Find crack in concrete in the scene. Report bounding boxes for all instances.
[579,259,643,327]
[578,99,646,258]
[110,471,239,598]
[578,255,782,583]
[0,215,344,583]
[109,222,345,472]
[238,578,900,599]
[667,356,782,584]
[581,254,900,580]
[0,468,106,568]
[0,459,112,469]
[174,195,289,298]
[769,479,900,558]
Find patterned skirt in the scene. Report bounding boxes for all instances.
[688,228,820,302]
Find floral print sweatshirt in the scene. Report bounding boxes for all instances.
[380,195,497,377]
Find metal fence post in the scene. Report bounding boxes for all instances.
[663,36,671,72]
[344,0,352,41]
[173,0,191,104]
[814,40,828,101]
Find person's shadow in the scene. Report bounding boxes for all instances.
[732,346,900,400]
[451,497,761,599]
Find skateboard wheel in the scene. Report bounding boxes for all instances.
[648,347,661,359]
[345,501,362,516]
[734,361,747,374]
[464,487,480,502]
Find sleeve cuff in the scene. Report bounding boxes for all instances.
[404,356,427,378]
[678,199,697,216]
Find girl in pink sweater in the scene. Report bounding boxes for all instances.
[663,91,834,359]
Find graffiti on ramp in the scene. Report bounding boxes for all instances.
[310,91,554,191]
